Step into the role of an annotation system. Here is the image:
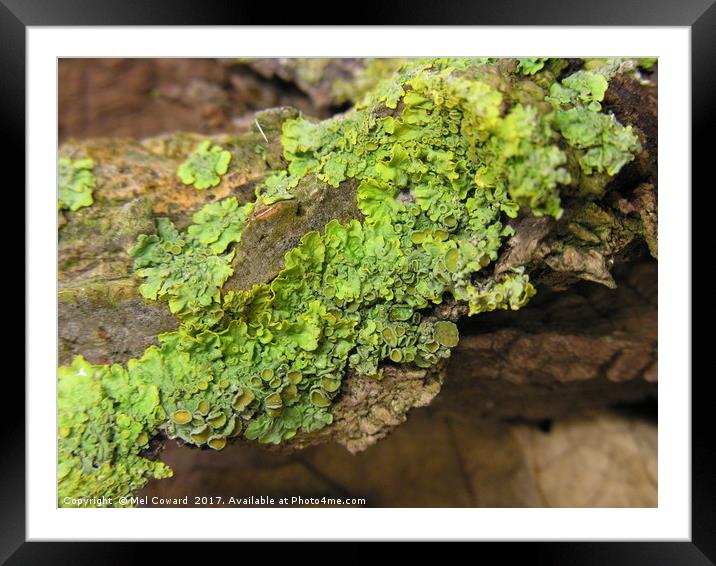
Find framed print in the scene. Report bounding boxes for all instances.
[8,0,706,559]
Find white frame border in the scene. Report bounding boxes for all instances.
[27,26,690,541]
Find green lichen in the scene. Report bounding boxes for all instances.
[58,356,172,507]
[58,58,644,506]
[256,170,294,205]
[58,157,96,211]
[177,140,232,190]
[554,108,641,175]
[266,58,569,218]
[548,70,609,112]
[128,197,253,330]
[187,197,255,253]
[118,202,526,451]
[516,58,547,75]
[131,58,547,444]
[548,69,641,177]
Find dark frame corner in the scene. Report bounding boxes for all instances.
[8,0,707,561]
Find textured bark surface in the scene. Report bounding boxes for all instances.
[58,58,658,505]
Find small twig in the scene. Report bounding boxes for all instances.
[254,119,269,143]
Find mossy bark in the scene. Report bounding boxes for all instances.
[58,69,657,454]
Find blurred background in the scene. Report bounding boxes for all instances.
[59,58,657,507]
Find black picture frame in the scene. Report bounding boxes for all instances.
[8,0,705,559]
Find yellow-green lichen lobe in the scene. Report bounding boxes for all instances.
[547,68,641,183]
[177,140,232,190]
[128,197,253,330]
[516,58,548,76]
[58,157,96,211]
[58,356,172,507]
